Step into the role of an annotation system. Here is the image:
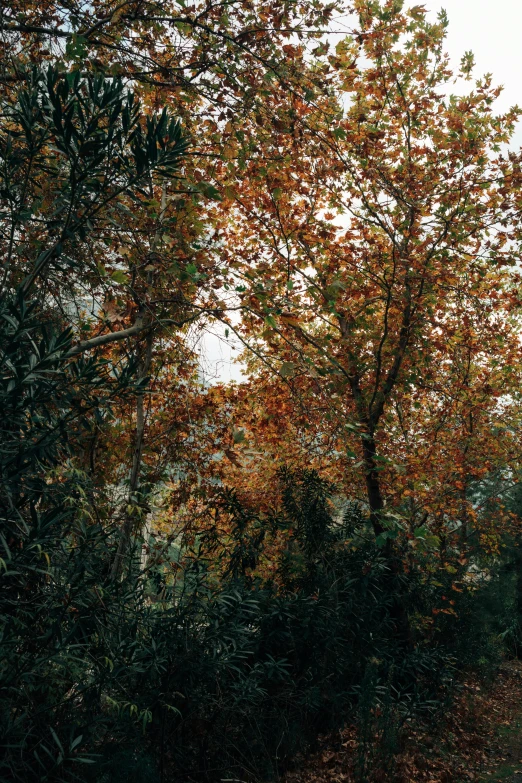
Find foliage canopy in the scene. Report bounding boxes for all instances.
[2,1,522,781]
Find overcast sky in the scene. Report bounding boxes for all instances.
[200,0,522,384]
[431,0,522,142]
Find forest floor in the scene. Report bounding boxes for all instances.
[285,660,522,783]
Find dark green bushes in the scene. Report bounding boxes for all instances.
[1,330,520,783]
[1,69,521,783]
[116,473,521,783]
[0,315,519,783]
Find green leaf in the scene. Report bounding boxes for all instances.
[65,34,88,60]
[195,182,222,200]
[233,428,246,444]
[70,735,83,751]
[375,530,398,547]
[280,361,296,377]
[111,270,129,285]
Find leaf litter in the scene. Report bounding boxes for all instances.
[284,661,522,783]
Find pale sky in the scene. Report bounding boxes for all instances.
[200,0,522,384]
[435,0,522,146]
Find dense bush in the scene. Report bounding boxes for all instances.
[3,359,519,783]
[2,61,522,783]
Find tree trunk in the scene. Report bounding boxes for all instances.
[110,329,153,581]
[361,432,412,647]
[110,180,170,582]
[361,433,385,537]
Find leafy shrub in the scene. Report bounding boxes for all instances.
[0,69,518,776]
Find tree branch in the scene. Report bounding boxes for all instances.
[64,315,146,358]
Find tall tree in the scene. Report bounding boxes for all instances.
[217,0,522,548]
[0,0,344,573]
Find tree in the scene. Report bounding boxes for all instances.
[0,67,190,779]
[217,0,522,553]
[4,3,522,780]
[0,0,346,576]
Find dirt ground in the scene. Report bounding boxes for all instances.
[284,661,522,783]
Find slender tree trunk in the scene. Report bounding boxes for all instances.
[140,510,153,572]
[361,432,412,647]
[110,182,167,582]
[110,329,153,581]
[361,432,386,537]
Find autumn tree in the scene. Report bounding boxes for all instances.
[215,0,522,554]
[0,0,350,575]
[4,2,522,780]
